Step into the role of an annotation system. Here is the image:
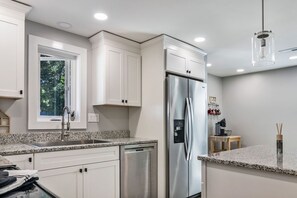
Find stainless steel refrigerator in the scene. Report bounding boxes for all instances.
[166,74,207,198]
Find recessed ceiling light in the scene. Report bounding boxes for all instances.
[94,13,108,21]
[237,69,245,73]
[194,37,206,43]
[57,22,72,29]
[289,56,297,60]
[207,63,212,67]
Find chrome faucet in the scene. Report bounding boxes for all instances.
[61,106,71,141]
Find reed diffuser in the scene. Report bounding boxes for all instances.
[276,123,283,155]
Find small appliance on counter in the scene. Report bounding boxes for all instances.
[215,118,227,136]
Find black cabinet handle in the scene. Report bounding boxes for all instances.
[122,99,124,103]
[28,157,32,163]
[20,90,23,95]
[85,168,88,172]
[79,169,83,173]
[125,100,128,103]
[189,70,191,74]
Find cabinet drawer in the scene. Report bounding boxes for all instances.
[35,146,119,170]
[5,154,34,169]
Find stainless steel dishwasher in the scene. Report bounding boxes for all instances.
[120,143,157,198]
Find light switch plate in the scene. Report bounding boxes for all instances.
[88,113,99,123]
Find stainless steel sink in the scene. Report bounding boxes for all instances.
[32,139,110,147]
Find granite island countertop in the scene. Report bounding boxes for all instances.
[198,145,297,177]
[0,138,158,156]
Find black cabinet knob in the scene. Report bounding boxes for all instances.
[85,168,88,172]
[125,100,128,103]
[189,71,191,74]
[28,157,32,163]
[122,100,124,103]
[20,90,23,95]
[79,169,83,173]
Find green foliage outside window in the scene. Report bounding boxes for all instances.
[40,58,65,116]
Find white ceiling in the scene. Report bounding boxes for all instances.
[18,0,297,77]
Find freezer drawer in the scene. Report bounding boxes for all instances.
[120,143,157,198]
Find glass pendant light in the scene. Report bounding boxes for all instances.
[252,0,275,66]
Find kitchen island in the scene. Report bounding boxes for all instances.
[198,145,297,198]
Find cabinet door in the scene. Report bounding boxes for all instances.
[126,52,141,107]
[39,166,83,198]
[5,154,33,169]
[187,56,206,80]
[83,161,120,198]
[0,14,24,98]
[106,46,125,105]
[166,48,187,75]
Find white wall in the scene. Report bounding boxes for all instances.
[0,20,129,133]
[222,66,297,149]
[207,74,224,136]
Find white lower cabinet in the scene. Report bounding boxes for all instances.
[5,154,34,169]
[39,165,83,198]
[83,161,119,198]
[35,147,120,198]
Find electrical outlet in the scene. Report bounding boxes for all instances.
[88,113,99,123]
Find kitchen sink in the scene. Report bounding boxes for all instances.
[31,139,110,147]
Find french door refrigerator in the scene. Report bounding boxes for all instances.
[167,74,207,198]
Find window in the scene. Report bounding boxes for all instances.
[28,35,87,129]
[39,53,75,118]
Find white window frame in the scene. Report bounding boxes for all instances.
[28,35,87,129]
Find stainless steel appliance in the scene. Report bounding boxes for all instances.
[120,143,157,198]
[167,74,207,198]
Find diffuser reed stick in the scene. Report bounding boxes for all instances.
[276,123,283,155]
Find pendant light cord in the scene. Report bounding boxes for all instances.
[262,0,264,31]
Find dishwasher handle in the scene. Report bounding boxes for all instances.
[124,146,155,153]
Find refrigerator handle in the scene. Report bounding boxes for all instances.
[185,98,191,161]
[188,98,194,160]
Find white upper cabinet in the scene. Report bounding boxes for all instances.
[166,49,187,75]
[0,1,31,99]
[125,51,141,106]
[187,55,205,80]
[106,46,125,105]
[90,31,141,107]
[166,46,206,81]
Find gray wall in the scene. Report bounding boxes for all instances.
[0,20,129,133]
[222,66,297,149]
[207,74,224,136]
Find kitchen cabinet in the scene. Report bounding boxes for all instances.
[35,147,120,198]
[5,154,33,169]
[125,51,141,106]
[90,31,141,107]
[83,161,119,198]
[38,165,83,198]
[166,48,206,80]
[105,46,125,105]
[0,1,31,99]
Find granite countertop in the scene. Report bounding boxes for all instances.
[0,138,158,156]
[198,145,297,177]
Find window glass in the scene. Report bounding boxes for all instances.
[39,54,72,116]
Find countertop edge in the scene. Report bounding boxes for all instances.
[0,139,158,156]
[198,155,297,177]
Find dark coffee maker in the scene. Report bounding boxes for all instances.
[215,119,227,136]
